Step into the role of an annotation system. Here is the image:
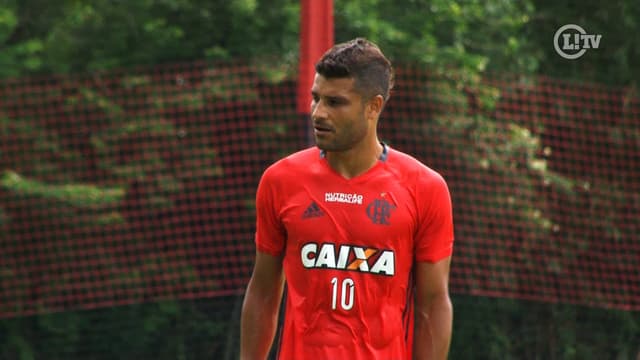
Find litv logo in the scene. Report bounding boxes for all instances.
[553,24,602,60]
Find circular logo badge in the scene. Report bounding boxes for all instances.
[554,24,588,60]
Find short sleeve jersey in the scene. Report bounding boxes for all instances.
[255,145,454,360]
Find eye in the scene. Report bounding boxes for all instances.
[327,97,344,106]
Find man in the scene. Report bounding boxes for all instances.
[240,38,454,360]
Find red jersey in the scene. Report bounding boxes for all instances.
[255,144,454,360]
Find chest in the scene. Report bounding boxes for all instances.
[279,174,418,255]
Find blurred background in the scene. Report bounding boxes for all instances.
[0,0,639,359]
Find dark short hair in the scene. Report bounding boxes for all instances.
[315,38,394,103]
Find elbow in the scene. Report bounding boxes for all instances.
[418,292,452,319]
[435,293,453,316]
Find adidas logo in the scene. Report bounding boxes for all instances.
[302,202,324,219]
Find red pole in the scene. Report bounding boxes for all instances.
[297,0,334,115]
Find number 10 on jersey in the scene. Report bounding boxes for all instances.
[331,277,355,310]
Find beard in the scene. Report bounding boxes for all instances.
[314,115,369,152]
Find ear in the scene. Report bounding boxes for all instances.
[366,94,384,121]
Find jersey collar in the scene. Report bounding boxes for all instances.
[319,142,388,162]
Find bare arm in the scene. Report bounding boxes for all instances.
[240,250,285,360]
[413,257,453,360]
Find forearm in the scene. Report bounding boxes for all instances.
[240,288,282,360]
[413,294,453,360]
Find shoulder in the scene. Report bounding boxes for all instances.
[260,147,320,183]
[386,147,448,188]
[387,148,452,222]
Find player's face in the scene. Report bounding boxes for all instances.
[310,74,371,152]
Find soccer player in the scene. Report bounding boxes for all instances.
[240,38,454,360]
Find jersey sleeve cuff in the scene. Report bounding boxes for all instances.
[415,243,453,263]
[256,243,284,257]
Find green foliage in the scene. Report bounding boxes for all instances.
[2,0,638,87]
[1,0,639,88]
[451,295,640,360]
[1,170,124,208]
[0,5,44,78]
[1,295,637,359]
[0,0,301,77]
[0,298,237,359]
[527,0,640,86]
[336,0,538,76]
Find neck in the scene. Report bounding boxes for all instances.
[324,137,383,179]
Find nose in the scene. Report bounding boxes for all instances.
[311,99,327,121]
